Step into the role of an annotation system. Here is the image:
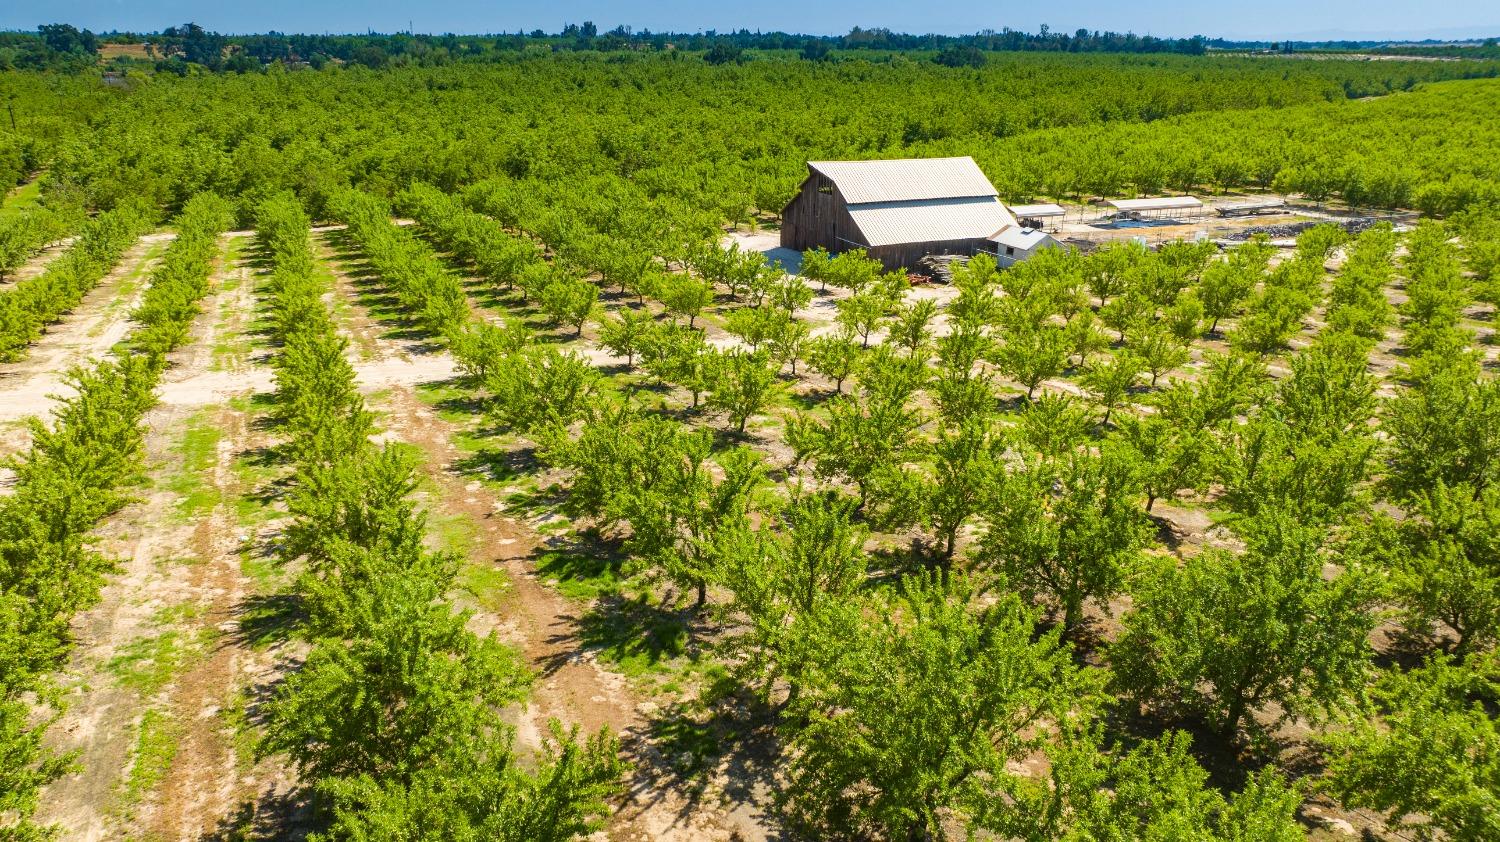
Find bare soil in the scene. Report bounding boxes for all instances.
[33,234,297,841]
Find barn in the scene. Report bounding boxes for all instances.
[779,156,1022,271]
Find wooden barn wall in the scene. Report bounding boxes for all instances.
[867,238,985,271]
[780,173,865,252]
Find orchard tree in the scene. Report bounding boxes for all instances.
[789,377,923,508]
[620,435,764,608]
[1080,352,1143,426]
[778,573,1098,841]
[724,305,787,351]
[822,248,883,295]
[1084,241,1147,307]
[1324,653,1500,842]
[874,417,1004,564]
[642,324,714,407]
[1098,289,1152,343]
[994,324,1068,400]
[886,298,938,356]
[714,488,869,705]
[1063,309,1111,369]
[1111,508,1377,742]
[709,349,783,434]
[311,724,626,841]
[799,246,832,292]
[1047,731,1305,841]
[1381,482,1500,656]
[1230,285,1313,354]
[1129,324,1191,387]
[1017,393,1095,457]
[978,446,1152,637]
[836,292,889,348]
[539,275,598,337]
[946,253,1002,327]
[1383,353,1500,501]
[661,275,713,327]
[1163,290,1205,343]
[932,324,998,423]
[450,319,531,383]
[766,316,810,375]
[769,273,813,314]
[1198,237,1273,334]
[804,329,862,394]
[595,306,652,368]
[486,347,602,432]
[1116,413,1213,512]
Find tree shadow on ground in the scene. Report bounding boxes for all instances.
[195,788,316,842]
[631,681,788,837]
[1098,701,1270,795]
[235,591,306,650]
[560,592,693,679]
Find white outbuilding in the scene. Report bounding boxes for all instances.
[989,225,1061,268]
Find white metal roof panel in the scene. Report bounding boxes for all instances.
[1217,198,1286,211]
[989,226,1057,249]
[1107,196,1203,211]
[847,197,1016,248]
[1007,203,1067,218]
[810,156,998,205]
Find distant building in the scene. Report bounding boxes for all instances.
[990,225,1061,268]
[780,156,1030,271]
[1006,202,1067,231]
[1106,196,1206,220]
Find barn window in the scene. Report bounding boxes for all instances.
[818,185,832,195]
[1005,246,1015,256]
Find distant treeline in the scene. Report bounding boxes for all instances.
[4,22,1498,74]
[7,22,1216,72]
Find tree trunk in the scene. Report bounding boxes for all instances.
[695,578,707,609]
[1221,692,1248,743]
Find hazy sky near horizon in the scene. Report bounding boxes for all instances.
[3,0,1497,42]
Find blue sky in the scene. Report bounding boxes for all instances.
[4,0,1497,42]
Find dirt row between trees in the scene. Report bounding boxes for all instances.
[0,231,175,454]
[314,231,768,841]
[32,220,754,839]
[32,234,298,842]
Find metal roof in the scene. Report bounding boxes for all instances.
[1216,198,1287,213]
[989,226,1057,250]
[847,197,1017,248]
[1107,196,1203,211]
[1007,203,1067,218]
[810,157,998,205]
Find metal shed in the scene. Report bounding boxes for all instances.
[1106,196,1206,220]
[1216,198,1287,217]
[779,157,1020,271]
[1006,202,1067,231]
